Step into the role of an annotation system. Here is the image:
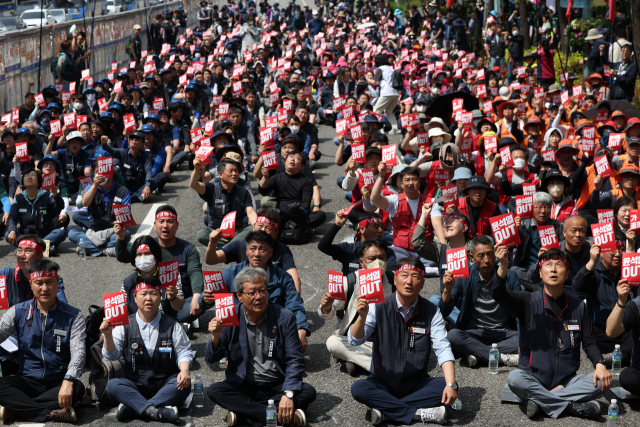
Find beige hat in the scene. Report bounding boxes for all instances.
[133,24,142,30]
[428,117,449,132]
[139,82,150,89]
[428,127,452,144]
[584,29,602,41]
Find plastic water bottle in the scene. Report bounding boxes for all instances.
[488,343,499,374]
[78,238,86,261]
[193,374,204,408]
[266,400,277,426]
[608,399,619,423]
[612,345,622,377]
[451,398,462,411]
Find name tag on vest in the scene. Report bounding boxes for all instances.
[159,347,172,353]
[19,209,27,213]
[410,327,426,334]
[54,329,67,337]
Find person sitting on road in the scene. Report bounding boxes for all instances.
[199,231,310,351]
[349,257,459,425]
[441,235,521,368]
[205,267,316,427]
[493,248,612,420]
[101,275,191,424]
[5,167,65,255]
[0,259,86,424]
[205,208,302,293]
[455,175,501,238]
[319,239,393,376]
[191,156,256,247]
[44,131,92,206]
[120,237,184,320]
[115,204,205,325]
[139,124,171,195]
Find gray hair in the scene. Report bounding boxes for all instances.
[533,191,553,206]
[469,235,494,254]
[23,121,39,131]
[233,266,268,293]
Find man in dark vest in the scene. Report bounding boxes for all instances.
[114,205,205,325]
[0,235,67,308]
[100,275,192,424]
[349,257,458,425]
[492,246,612,420]
[456,176,501,238]
[68,161,132,257]
[0,259,86,423]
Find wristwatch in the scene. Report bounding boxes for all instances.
[284,391,295,399]
[63,375,74,381]
[445,382,458,390]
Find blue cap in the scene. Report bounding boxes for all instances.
[140,124,155,133]
[101,78,111,86]
[130,86,143,95]
[452,167,472,181]
[177,5,184,10]
[144,114,161,124]
[117,72,129,78]
[42,85,59,96]
[224,52,235,57]
[158,108,170,117]
[17,127,36,140]
[145,74,156,81]
[83,87,96,95]
[241,7,247,12]
[37,109,52,119]
[394,8,402,15]
[159,68,172,75]
[46,102,62,112]
[490,10,498,17]
[89,145,111,161]
[40,154,61,173]
[100,112,114,121]
[163,8,169,13]
[363,114,380,123]
[109,104,124,115]
[185,84,199,92]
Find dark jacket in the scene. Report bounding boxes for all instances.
[611,60,639,102]
[513,218,563,268]
[508,34,525,62]
[7,190,63,237]
[204,303,305,391]
[0,267,67,307]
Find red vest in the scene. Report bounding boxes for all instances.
[425,160,441,198]
[497,169,535,205]
[458,196,496,237]
[392,193,428,250]
[553,199,576,224]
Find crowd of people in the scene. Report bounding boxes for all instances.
[0,0,639,424]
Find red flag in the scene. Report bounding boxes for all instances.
[608,0,616,21]
[446,0,455,8]
[566,0,573,20]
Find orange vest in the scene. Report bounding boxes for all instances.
[577,164,618,210]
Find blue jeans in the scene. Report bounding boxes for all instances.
[68,228,130,257]
[380,116,392,131]
[106,377,190,415]
[5,229,66,248]
[498,204,509,214]
[404,153,417,164]
[72,210,91,228]
[429,294,460,325]
[491,56,506,68]
[176,296,201,323]
[334,136,341,146]
[132,180,159,202]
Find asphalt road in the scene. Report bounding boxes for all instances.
[1,121,638,427]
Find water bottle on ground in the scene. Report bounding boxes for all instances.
[451,398,462,411]
[193,374,204,408]
[489,344,499,374]
[612,345,622,377]
[608,399,619,423]
[78,238,86,261]
[266,399,277,427]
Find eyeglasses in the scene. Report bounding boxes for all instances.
[240,288,268,299]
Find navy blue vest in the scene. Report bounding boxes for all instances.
[14,298,79,382]
[371,293,436,394]
[59,148,89,195]
[631,298,640,370]
[155,237,194,298]
[123,313,179,389]
[519,291,586,389]
[88,182,129,231]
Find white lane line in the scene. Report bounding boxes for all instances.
[302,280,320,300]
[131,203,163,241]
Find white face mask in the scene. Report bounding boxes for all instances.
[289,126,300,134]
[195,53,201,58]
[365,259,387,273]
[513,158,526,170]
[512,30,519,36]
[73,102,83,110]
[548,183,564,197]
[432,136,444,144]
[431,87,439,95]
[86,93,96,101]
[416,105,426,112]
[135,255,157,272]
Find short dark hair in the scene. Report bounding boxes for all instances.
[396,256,425,273]
[169,103,183,113]
[229,107,243,117]
[399,166,420,180]
[17,234,46,252]
[357,239,387,258]
[285,150,306,165]
[217,158,241,173]
[27,259,60,278]
[155,204,177,218]
[22,167,43,187]
[133,274,162,289]
[538,248,569,265]
[129,236,162,269]
[296,105,309,113]
[245,230,274,248]
[470,235,495,254]
[370,132,388,145]
[511,145,528,159]
[256,208,281,226]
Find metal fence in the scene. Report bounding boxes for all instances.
[0,0,196,114]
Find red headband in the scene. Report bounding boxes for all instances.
[539,256,570,269]
[359,217,383,228]
[134,282,161,294]
[616,240,626,247]
[136,244,151,253]
[396,263,424,276]
[19,240,43,254]
[29,270,58,281]
[155,211,177,221]
[256,216,279,230]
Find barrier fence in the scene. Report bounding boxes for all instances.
[0,0,196,114]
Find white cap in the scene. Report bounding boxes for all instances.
[611,399,617,404]
[492,343,498,348]
[615,344,621,349]
[268,399,275,404]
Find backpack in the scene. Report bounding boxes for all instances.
[85,305,105,361]
[125,38,131,55]
[391,70,404,91]
[50,52,78,82]
[278,204,311,244]
[88,337,125,408]
[336,271,357,320]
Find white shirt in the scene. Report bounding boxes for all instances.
[386,193,421,218]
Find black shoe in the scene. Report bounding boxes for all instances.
[156,406,180,424]
[569,401,600,419]
[116,403,135,421]
[525,400,540,419]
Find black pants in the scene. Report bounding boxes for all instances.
[0,375,85,422]
[207,381,317,427]
[620,366,640,397]
[594,325,635,354]
[309,210,327,228]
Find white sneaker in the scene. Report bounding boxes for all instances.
[416,406,447,424]
[388,128,402,134]
[466,354,477,367]
[500,353,519,367]
[371,408,388,425]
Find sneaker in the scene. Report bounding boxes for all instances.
[75,245,80,255]
[225,410,237,426]
[192,318,200,329]
[345,361,358,376]
[116,403,135,421]
[0,406,15,422]
[294,408,307,426]
[49,245,58,257]
[154,188,160,196]
[156,406,180,424]
[47,407,77,422]
[379,128,385,134]
[466,355,477,367]
[525,400,540,418]
[103,247,116,257]
[602,352,613,368]
[568,401,600,420]
[416,406,447,424]
[388,128,401,134]
[371,408,388,425]
[500,353,519,367]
